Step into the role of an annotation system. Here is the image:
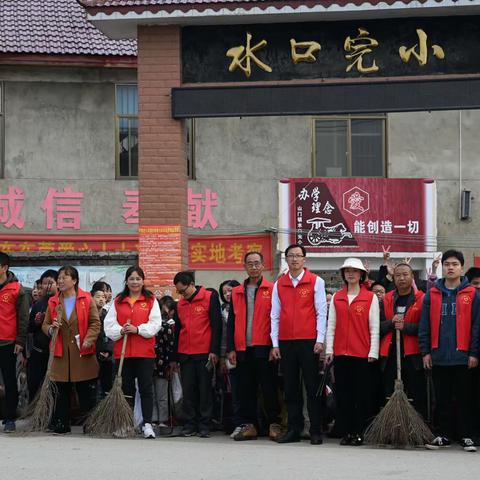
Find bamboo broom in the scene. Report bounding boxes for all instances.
[364,328,434,448]
[23,303,63,432]
[84,320,135,438]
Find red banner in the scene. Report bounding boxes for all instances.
[281,178,435,253]
[0,234,137,253]
[189,234,272,270]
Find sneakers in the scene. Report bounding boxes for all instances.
[425,436,451,450]
[199,428,210,438]
[3,420,15,433]
[142,423,156,439]
[181,425,197,437]
[460,438,477,452]
[233,424,258,441]
[230,426,242,439]
[269,423,283,442]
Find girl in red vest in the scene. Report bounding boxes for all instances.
[42,265,100,434]
[104,266,162,439]
[326,258,379,446]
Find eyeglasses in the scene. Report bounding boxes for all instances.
[286,254,305,259]
[245,262,263,268]
[176,286,190,296]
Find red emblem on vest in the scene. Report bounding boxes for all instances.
[140,302,148,309]
[299,288,311,298]
[462,295,472,305]
[195,305,205,313]
[1,293,11,303]
[354,305,365,314]
[262,290,271,298]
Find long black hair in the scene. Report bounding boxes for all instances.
[117,266,153,301]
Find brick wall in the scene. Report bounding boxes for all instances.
[137,26,188,279]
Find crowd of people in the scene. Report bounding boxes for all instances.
[0,246,480,452]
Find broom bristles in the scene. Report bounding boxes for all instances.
[364,380,434,448]
[84,377,135,438]
[21,377,58,432]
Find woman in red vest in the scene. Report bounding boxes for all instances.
[42,265,100,434]
[326,258,379,446]
[104,266,162,439]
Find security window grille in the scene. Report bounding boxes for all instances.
[313,116,386,177]
[116,85,138,178]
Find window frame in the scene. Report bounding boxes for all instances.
[0,82,4,178]
[185,118,196,180]
[311,114,388,178]
[115,84,138,180]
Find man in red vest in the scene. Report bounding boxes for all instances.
[270,244,327,445]
[226,251,281,441]
[379,263,426,417]
[172,271,222,438]
[419,250,480,452]
[0,252,29,432]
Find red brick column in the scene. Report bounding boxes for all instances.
[137,26,187,286]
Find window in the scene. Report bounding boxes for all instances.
[313,116,386,177]
[116,85,138,178]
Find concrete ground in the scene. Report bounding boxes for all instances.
[1,427,478,480]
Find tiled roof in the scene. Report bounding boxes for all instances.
[0,0,136,57]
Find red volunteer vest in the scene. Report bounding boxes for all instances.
[113,294,156,359]
[0,281,21,341]
[429,285,475,351]
[177,287,213,355]
[48,288,95,358]
[380,289,424,357]
[333,287,374,358]
[277,269,317,341]
[232,277,273,351]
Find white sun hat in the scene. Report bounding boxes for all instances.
[340,257,367,272]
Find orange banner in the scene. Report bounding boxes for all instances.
[188,234,272,270]
[139,225,182,287]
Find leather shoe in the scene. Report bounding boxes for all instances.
[276,430,301,444]
[310,433,323,445]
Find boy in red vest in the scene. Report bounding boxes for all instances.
[419,250,480,452]
[172,271,222,438]
[270,244,327,445]
[0,252,29,432]
[379,263,426,417]
[226,251,281,441]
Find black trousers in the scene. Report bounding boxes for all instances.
[279,339,322,435]
[334,355,372,436]
[432,365,475,439]
[119,357,155,424]
[98,359,114,398]
[27,349,49,402]
[180,356,213,430]
[0,343,18,420]
[382,354,427,419]
[53,379,97,430]
[236,348,280,427]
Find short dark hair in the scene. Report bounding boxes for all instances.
[341,269,367,285]
[285,244,306,257]
[0,252,10,268]
[40,269,58,282]
[158,295,176,315]
[91,286,106,296]
[393,263,413,274]
[58,265,79,290]
[173,271,195,286]
[442,249,465,266]
[91,281,108,292]
[466,267,480,282]
[370,281,386,291]
[244,251,264,263]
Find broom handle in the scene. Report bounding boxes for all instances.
[46,304,63,376]
[117,320,131,377]
[396,328,402,381]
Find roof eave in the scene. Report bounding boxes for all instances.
[84,1,480,40]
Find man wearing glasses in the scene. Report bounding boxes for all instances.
[171,271,222,438]
[270,244,327,445]
[226,252,282,442]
